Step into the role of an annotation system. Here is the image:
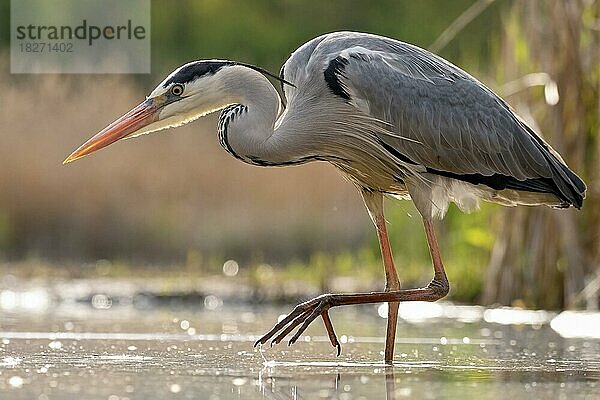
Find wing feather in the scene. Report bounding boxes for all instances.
[279,32,584,208]
[304,33,583,207]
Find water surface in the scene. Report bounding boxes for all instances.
[0,293,598,399]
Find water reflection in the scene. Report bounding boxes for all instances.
[258,369,344,400]
[257,358,600,399]
[385,367,396,400]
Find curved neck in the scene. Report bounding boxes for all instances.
[218,66,285,164]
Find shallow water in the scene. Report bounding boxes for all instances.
[0,297,599,399]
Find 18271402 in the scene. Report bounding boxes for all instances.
[19,42,73,53]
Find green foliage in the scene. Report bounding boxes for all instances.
[442,204,497,301]
[146,0,504,82]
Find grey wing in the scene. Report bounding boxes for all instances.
[316,35,585,208]
[279,33,331,105]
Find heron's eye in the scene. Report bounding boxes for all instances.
[170,84,184,96]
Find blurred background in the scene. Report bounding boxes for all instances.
[0,0,598,309]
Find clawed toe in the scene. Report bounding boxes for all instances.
[254,295,342,356]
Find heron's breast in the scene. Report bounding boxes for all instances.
[331,158,408,195]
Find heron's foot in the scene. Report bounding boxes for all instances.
[254,294,342,356]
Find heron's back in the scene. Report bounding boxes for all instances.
[279,32,585,218]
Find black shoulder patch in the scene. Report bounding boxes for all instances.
[324,56,351,100]
[163,61,234,87]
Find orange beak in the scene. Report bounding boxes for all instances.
[63,98,161,164]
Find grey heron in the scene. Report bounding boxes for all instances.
[64,31,586,363]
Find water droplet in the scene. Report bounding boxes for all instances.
[48,341,62,350]
[91,294,112,309]
[204,295,221,310]
[127,345,137,351]
[180,320,190,330]
[222,260,239,277]
[170,383,181,393]
[8,375,24,388]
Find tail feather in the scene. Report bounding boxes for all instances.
[547,156,585,208]
[519,121,586,209]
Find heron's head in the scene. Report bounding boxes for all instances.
[63,60,241,164]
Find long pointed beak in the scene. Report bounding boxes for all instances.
[63,98,160,164]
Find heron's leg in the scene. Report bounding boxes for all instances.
[254,217,449,355]
[422,218,447,292]
[361,191,401,363]
[374,211,401,364]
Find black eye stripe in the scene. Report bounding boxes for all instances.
[162,60,294,89]
[163,61,233,87]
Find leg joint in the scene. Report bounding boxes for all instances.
[427,274,449,299]
[314,293,338,307]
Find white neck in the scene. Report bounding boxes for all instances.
[216,66,314,165]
